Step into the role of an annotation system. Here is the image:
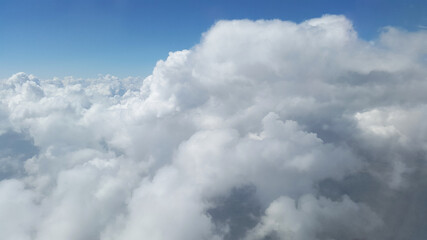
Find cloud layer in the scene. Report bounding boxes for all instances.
[1,15,427,240]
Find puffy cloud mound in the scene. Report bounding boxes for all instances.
[1,15,427,240]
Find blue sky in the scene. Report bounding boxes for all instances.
[1,0,426,79]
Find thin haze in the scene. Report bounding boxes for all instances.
[1,2,427,240]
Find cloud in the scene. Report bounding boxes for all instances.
[246,194,382,240]
[1,14,427,239]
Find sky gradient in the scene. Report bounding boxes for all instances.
[1,0,427,79]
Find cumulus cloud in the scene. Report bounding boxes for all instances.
[246,194,382,240]
[1,14,427,240]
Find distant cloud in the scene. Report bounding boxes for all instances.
[1,15,427,240]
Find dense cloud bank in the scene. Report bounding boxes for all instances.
[1,15,427,240]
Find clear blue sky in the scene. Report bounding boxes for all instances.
[1,0,426,79]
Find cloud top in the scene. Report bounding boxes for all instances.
[1,15,427,240]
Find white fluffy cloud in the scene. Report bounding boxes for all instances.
[1,15,427,240]
[246,195,382,240]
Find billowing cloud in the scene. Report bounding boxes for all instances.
[1,15,427,240]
